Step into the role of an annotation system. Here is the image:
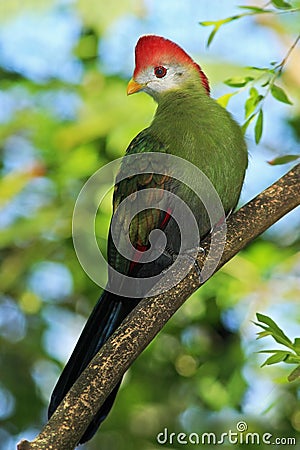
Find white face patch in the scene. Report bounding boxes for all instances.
[135,64,191,99]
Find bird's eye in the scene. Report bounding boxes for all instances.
[154,66,167,78]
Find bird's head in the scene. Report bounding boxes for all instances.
[127,35,210,101]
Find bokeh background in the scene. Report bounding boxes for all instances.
[0,1,299,449]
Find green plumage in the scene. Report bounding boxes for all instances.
[151,86,248,213]
[110,84,248,276]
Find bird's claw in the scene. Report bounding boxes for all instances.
[173,246,205,284]
[190,247,205,284]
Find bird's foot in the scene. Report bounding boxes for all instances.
[186,247,205,284]
[165,246,205,283]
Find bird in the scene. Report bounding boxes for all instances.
[48,34,248,444]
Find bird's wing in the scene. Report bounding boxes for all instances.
[107,129,176,276]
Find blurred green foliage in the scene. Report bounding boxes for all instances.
[0,1,299,449]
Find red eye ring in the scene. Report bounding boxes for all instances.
[154,66,167,78]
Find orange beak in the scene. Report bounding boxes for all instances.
[127,78,143,95]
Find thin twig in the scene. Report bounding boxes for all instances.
[277,33,300,74]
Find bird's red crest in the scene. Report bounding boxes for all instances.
[134,35,210,95]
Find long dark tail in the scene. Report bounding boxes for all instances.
[48,291,139,444]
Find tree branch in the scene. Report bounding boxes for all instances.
[18,163,300,450]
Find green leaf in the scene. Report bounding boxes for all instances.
[256,314,288,339]
[238,6,268,12]
[200,16,241,47]
[256,330,272,339]
[271,0,292,9]
[256,313,273,328]
[199,21,221,46]
[255,109,263,144]
[199,20,218,26]
[261,351,289,367]
[246,66,274,73]
[224,76,254,87]
[249,87,259,97]
[256,313,293,348]
[207,26,218,47]
[199,20,220,47]
[270,84,293,104]
[288,365,300,382]
[245,89,258,118]
[244,87,264,119]
[268,154,300,165]
[217,92,236,108]
[258,349,287,354]
[293,338,300,355]
[200,16,241,27]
